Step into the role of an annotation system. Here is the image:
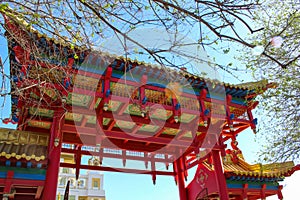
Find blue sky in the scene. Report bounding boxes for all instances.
[0,20,299,200]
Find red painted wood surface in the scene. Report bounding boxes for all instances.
[42,111,65,200]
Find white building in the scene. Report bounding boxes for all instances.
[56,167,105,200]
[56,152,105,200]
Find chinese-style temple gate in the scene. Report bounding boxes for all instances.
[0,10,299,200]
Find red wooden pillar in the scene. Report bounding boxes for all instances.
[175,157,187,200]
[242,183,248,200]
[277,185,283,200]
[212,149,229,200]
[3,171,14,199]
[42,110,65,200]
[261,184,266,200]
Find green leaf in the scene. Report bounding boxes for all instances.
[66,25,72,30]
[133,48,139,54]
[104,4,110,9]
[223,48,230,54]
[0,3,9,12]
[33,13,40,19]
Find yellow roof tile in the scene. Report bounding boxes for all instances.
[220,153,296,178]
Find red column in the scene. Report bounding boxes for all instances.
[242,183,248,200]
[277,185,283,200]
[212,149,229,200]
[3,171,14,199]
[176,157,187,200]
[261,184,266,200]
[42,111,65,200]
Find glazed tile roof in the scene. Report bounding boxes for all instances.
[202,152,298,179]
[223,159,295,178]
[0,128,48,162]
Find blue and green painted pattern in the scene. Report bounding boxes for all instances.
[226,177,282,191]
[0,166,46,181]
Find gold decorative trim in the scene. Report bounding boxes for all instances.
[0,128,49,146]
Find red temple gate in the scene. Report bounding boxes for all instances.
[0,10,299,200]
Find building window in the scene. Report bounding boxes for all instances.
[92,178,100,189]
[69,195,75,200]
[93,180,98,187]
[78,179,85,188]
[59,177,66,186]
[62,168,69,173]
[70,179,75,188]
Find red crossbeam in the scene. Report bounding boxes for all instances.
[60,162,174,176]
